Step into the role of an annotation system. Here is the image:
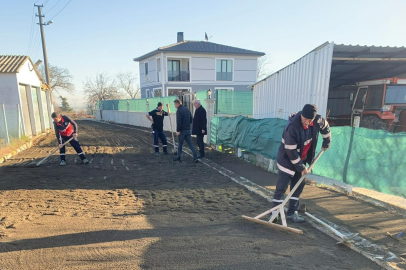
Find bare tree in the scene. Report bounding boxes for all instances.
[83,72,122,107]
[117,71,140,99]
[38,64,75,94]
[257,55,272,80]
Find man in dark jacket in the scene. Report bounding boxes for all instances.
[51,112,89,166]
[173,99,198,163]
[272,104,331,223]
[192,99,207,158]
[146,102,169,155]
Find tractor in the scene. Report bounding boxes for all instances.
[349,78,406,132]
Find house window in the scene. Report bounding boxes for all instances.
[145,62,149,76]
[216,59,233,81]
[168,60,180,81]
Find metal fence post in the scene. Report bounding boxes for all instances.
[1,104,10,145]
[17,104,21,138]
[127,99,130,125]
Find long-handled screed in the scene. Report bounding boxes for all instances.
[36,137,74,167]
[166,103,177,155]
[242,150,324,234]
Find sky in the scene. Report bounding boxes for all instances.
[1,0,406,109]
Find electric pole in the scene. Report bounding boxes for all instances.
[34,4,53,129]
[34,4,50,87]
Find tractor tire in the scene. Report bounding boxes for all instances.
[360,115,388,130]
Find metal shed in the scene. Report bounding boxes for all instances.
[251,42,406,119]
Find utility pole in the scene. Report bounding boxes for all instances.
[35,4,53,129]
[34,4,50,87]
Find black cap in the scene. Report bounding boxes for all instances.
[157,102,163,107]
[301,104,317,119]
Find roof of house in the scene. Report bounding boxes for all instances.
[133,41,265,61]
[0,55,48,89]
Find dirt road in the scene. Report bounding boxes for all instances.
[0,120,380,269]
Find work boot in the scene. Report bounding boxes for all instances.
[194,158,199,163]
[163,152,169,155]
[173,156,181,162]
[60,160,66,166]
[82,159,89,164]
[286,212,305,223]
[155,152,161,156]
[269,211,280,224]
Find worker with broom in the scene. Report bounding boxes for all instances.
[51,112,89,166]
[272,104,331,223]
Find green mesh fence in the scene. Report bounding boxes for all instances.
[211,116,406,197]
[128,99,147,112]
[148,97,177,113]
[99,98,178,113]
[100,100,114,110]
[211,116,287,159]
[216,90,253,116]
[313,127,406,197]
[196,91,209,112]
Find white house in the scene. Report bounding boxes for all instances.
[0,55,53,138]
[133,32,265,99]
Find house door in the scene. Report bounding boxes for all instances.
[41,91,50,129]
[31,88,43,134]
[19,85,32,137]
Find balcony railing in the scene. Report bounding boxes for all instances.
[168,71,190,82]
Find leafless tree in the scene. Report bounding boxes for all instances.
[83,72,122,108]
[257,55,272,80]
[38,64,75,94]
[117,71,140,99]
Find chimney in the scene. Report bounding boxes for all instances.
[177,32,184,43]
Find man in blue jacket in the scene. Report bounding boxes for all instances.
[173,99,198,163]
[272,104,331,223]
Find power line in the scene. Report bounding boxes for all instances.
[43,0,50,6]
[29,22,41,57]
[44,0,62,14]
[32,28,42,61]
[49,0,72,21]
[26,6,36,56]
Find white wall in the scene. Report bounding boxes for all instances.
[234,58,257,83]
[16,61,42,88]
[139,56,158,86]
[191,57,215,82]
[252,42,334,120]
[96,110,177,133]
[0,73,19,105]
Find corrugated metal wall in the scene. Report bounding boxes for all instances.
[252,42,334,119]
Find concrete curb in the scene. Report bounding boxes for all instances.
[0,131,50,164]
[0,141,33,164]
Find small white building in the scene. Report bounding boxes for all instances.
[250,42,406,121]
[0,55,53,138]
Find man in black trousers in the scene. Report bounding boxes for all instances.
[192,99,207,158]
[173,99,198,163]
